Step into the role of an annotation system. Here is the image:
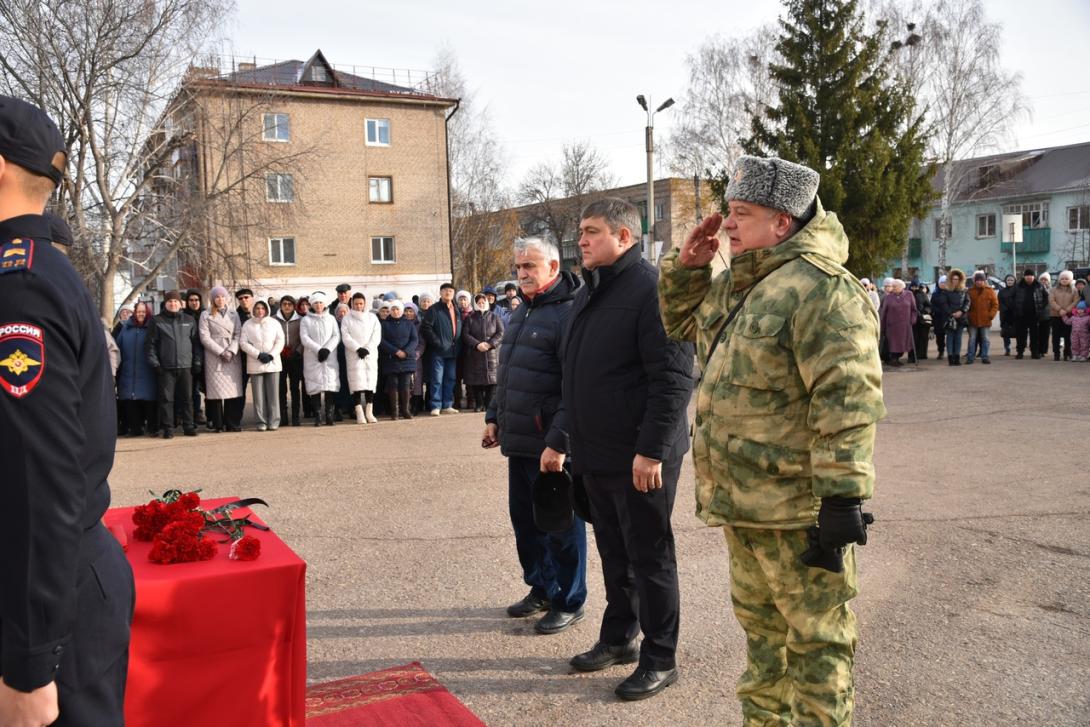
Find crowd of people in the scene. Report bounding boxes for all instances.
[868,268,1090,366]
[108,281,524,438]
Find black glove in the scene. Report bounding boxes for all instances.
[317,348,330,362]
[817,497,873,550]
[356,347,369,359]
[257,352,274,364]
[800,526,844,573]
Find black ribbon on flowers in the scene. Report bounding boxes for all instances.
[203,498,271,542]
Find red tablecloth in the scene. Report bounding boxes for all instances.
[103,497,306,727]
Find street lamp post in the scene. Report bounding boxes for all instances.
[637,94,673,265]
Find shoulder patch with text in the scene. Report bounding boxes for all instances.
[0,322,45,398]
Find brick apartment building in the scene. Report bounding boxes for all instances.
[157,50,457,301]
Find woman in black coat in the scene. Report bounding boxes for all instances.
[933,268,971,365]
[378,300,418,420]
[997,274,1017,355]
[910,280,932,361]
[461,293,505,412]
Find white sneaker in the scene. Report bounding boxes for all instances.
[430,409,441,416]
[441,407,459,414]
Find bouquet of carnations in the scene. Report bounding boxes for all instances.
[132,489,268,564]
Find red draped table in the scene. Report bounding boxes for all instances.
[103,497,307,727]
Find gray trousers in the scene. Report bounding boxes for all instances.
[251,372,281,429]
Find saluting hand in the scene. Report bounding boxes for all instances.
[678,212,723,269]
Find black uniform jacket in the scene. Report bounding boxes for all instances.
[0,214,128,692]
[561,244,694,475]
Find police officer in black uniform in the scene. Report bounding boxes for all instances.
[0,95,134,726]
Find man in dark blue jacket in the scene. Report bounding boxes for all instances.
[0,94,133,727]
[483,238,587,636]
[420,282,462,414]
[561,198,694,701]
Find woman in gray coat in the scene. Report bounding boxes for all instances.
[461,293,505,412]
[199,285,245,431]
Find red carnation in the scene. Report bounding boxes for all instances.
[132,501,170,541]
[229,536,261,562]
[197,538,218,561]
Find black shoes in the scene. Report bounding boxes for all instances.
[506,592,550,618]
[614,666,679,701]
[981,357,991,364]
[535,607,584,635]
[183,428,198,437]
[161,429,174,439]
[570,640,640,672]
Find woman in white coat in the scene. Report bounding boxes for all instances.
[240,300,285,431]
[299,291,341,426]
[340,292,382,424]
[199,286,245,432]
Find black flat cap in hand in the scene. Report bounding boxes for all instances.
[533,470,574,533]
[0,95,66,186]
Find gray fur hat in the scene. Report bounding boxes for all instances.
[725,155,820,219]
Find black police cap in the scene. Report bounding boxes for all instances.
[532,470,574,533]
[0,95,66,186]
[43,212,73,246]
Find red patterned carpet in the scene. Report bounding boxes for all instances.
[305,662,486,726]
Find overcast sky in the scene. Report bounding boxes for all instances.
[229,0,1090,189]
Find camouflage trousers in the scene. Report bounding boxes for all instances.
[724,526,859,727]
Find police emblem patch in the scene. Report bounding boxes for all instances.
[0,322,45,398]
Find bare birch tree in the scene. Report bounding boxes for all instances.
[518,140,616,251]
[665,26,778,180]
[918,0,1029,269]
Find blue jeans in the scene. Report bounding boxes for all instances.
[966,326,990,361]
[946,327,964,358]
[508,457,587,612]
[427,354,457,410]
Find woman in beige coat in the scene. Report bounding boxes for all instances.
[199,285,245,431]
[1048,270,1080,360]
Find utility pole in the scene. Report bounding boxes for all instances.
[636,94,673,264]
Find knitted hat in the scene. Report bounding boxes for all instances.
[163,290,181,302]
[1059,270,1074,284]
[310,291,328,306]
[456,289,471,301]
[859,277,871,286]
[724,155,820,219]
[383,291,398,301]
[388,299,404,312]
[973,271,986,281]
[211,285,229,300]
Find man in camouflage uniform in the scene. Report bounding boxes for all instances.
[658,156,884,726]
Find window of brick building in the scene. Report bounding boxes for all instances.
[263,113,290,142]
[369,176,392,203]
[269,237,295,265]
[371,236,395,263]
[266,173,294,203]
[366,118,390,146]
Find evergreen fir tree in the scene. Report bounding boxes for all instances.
[744,0,934,278]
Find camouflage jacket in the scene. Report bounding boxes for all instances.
[658,198,885,529]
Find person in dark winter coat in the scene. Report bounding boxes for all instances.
[420,283,463,414]
[461,293,505,411]
[183,288,206,424]
[561,199,694,699]
[145,290,201,437]
[997,274,1017,355]
[378,300,418,420]
[930,275,949,358]
[932,268,971,365]
[909,279,931,360]
[115,302,157,435]
[275,295,305,426]
[482,239,587,637]
[1013,269,1048,358]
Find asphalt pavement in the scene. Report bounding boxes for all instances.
[109,353,1090,726]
